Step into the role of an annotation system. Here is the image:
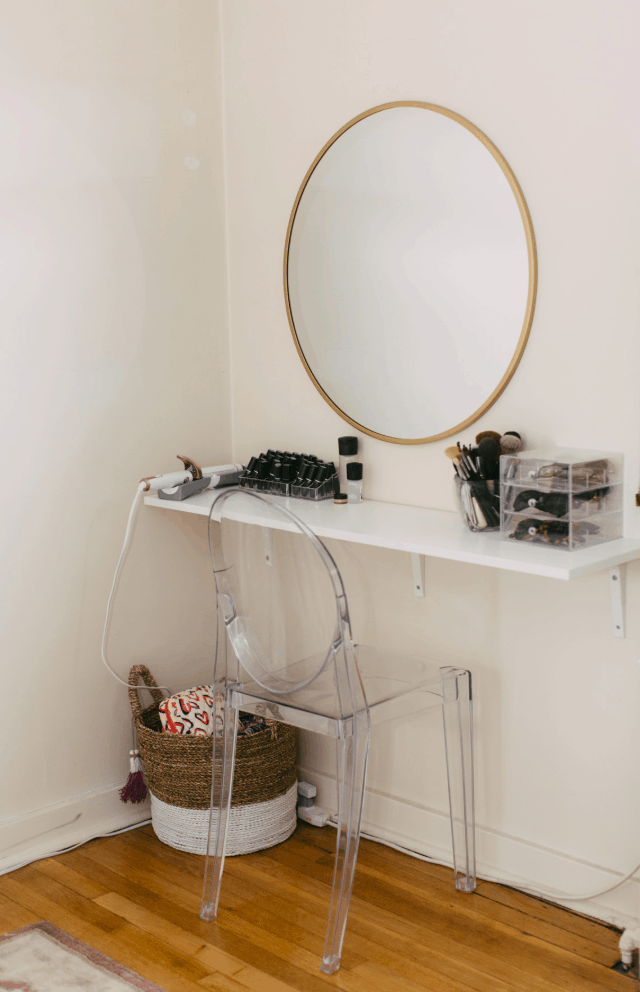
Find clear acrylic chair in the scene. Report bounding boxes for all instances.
[200,489,475,975]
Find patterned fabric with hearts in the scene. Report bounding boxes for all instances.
[159,685,216,736]
[159,684,275,738]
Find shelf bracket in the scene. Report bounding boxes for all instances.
[609,564,626,638]
[411,553,425,597]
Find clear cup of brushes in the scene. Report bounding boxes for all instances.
[448,431,521,533]
[453,476,500,532]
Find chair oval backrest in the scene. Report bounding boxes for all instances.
[211,489,349,695]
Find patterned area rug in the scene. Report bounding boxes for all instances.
[0,922,167,991]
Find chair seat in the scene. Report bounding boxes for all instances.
[231,645,452,726]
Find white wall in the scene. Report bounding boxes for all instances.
[221,0,640,925]
[0,1,229,866]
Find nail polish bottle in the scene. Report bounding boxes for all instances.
[338,436,359,492]
[346,462,363,504]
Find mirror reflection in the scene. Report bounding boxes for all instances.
[285,103,537,443]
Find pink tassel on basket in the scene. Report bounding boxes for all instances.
[120,749,148,803]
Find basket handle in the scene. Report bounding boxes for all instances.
[128,665,167,718]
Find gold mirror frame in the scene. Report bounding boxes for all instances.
[283,101,538,445]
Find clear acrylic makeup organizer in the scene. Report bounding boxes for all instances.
[500,448,623,550]
[200,489,476,974]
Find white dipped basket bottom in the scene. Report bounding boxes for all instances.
[150,782,298,856]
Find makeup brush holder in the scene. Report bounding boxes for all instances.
[454,476,500,533]
[500,448,623,550]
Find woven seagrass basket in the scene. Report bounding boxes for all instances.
[128,665,298,855]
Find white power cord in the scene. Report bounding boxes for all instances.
[0,819,151,878]
[100,483,171,695]
[325,815,639,904]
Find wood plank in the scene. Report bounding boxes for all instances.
[199,975,254,992]
[93,891,247,980]
[95,891,213,958]
[82,836,252,913]
[196,943,251,977]
[221,966,302,992]
[35,856,110,899]
[474,879,623,951]
[63,846,213,915]
[0,890,40,932]
[352,960,462,992]
[120,826,206,879]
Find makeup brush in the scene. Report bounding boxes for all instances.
[444,445,465,478]
[462,482,489,529]
[461,446,480,480]
[476,437,500,479]
[475,430,502,445]
[469,481,499,526]
[499,431,522,454]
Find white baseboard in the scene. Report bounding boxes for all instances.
[300,765,639,931]
[0,786,151,874]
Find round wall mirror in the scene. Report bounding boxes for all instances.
[284,102,537,444]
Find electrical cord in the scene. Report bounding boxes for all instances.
[0,819,151,877]
[326,815,640,903]
[100,483,171,696]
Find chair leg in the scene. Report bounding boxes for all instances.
[440,667,476,893]
[200,687,239,920]
[321,720,369,974]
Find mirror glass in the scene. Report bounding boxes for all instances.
[285,103,536,443]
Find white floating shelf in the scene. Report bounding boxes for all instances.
[144,490,640,582]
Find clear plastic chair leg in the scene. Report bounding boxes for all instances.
[200,687,239,920]
[321,717,369,974]
[440,667,476,893]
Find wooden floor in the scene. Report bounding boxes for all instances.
[0,822,633,992]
